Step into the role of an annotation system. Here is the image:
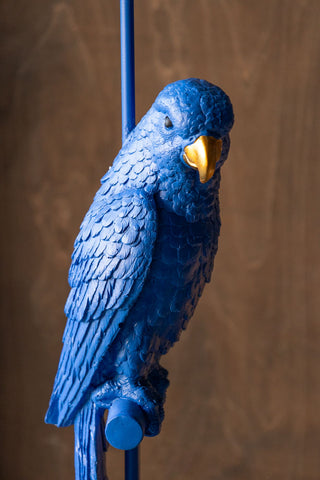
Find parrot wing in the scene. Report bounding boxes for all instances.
[45,188,157,427]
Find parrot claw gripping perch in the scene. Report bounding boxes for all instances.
[93,362,169,439]
[46,78,234,480]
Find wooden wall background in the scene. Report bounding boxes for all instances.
[1,1,319,479]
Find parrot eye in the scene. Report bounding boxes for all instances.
[164,116,173,129]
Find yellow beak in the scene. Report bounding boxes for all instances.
[183,135,222,183]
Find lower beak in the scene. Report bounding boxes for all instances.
[183,135,222,183]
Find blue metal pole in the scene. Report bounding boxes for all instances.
[120,2,139,479]
[120,0,135,143]
[125,448,139,480]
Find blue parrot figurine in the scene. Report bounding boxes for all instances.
[46,78,234,480]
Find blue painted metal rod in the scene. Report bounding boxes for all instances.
[106,1,141,479]
[120,0,135,142]
[125,448,139,480]
[120,3,140,479]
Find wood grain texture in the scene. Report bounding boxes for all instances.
[1,1,319,479]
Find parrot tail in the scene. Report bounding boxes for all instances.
[74,403,108,480]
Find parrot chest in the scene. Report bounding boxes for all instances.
[114,207,218,373]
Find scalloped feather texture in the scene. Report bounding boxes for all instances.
[46,79,234,438]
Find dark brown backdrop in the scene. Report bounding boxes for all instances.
[1,1,320,479]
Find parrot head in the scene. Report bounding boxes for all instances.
[146,78,234,183]
[103,78,234,221]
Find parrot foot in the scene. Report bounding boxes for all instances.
[92,365,169,437]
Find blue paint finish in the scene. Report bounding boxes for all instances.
[114,1,143,458]
[120,0,135,141]
[106,399,145,450]
[45,78,234,480]
[125,448,140,480]
[74,404,107,480]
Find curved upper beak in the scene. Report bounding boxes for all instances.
[183,135,222,183]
